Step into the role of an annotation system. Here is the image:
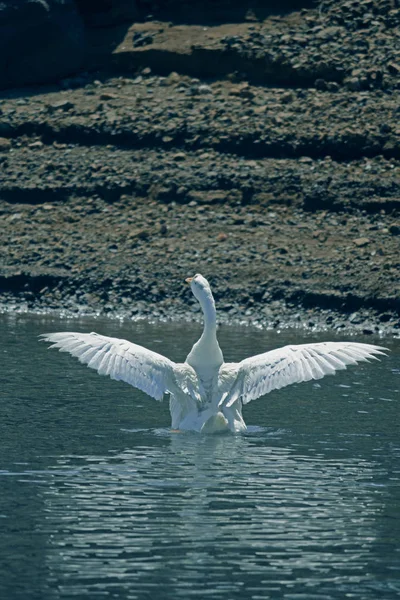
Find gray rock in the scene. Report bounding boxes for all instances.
[389,224,400,236]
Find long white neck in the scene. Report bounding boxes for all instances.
[186,289,224,369]
[200,291,217,340]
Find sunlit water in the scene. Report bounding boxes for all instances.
[0,314,399,600]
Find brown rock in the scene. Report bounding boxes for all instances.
[164,72,181,86]
[128,229,150,241]
[0,137,11,151]
[28,141,44,148]
[100,93,118,100]
[354,237,370,247]
[172,152,186,161]
[48,100,75,112]
[188,190,227,204]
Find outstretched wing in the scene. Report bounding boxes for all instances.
[40,331,177,401]
[221,342,387,407]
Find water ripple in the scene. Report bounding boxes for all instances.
[25,434,395,600]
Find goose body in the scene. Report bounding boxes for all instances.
[41,274,387,433]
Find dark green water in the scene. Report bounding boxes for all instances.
[0,314,399,600]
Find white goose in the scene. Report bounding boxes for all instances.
[41,274,387,433]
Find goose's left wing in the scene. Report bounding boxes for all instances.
[40,331,178,401]
[220,342,387,407]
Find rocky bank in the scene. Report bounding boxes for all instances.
[0,0,399,336]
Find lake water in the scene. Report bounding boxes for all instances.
[0,314,399,600]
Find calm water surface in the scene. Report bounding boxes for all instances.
[0,314,399,600]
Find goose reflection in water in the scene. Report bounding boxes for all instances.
[41,435,382,598]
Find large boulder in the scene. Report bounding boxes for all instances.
[0,0,85,89]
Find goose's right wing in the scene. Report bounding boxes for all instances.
[41,331,178,401]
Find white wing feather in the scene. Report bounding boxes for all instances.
[40,332,177,401]
[222,342,387,407]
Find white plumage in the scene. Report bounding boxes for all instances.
[41,274,387,433]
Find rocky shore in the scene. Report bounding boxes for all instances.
[0,0,399,336]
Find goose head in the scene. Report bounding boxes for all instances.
[185,274,213,304]
[185,274,222,363]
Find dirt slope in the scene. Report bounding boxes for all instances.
[0,0,399,334]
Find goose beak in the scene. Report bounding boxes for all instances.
[185,277,193,284]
